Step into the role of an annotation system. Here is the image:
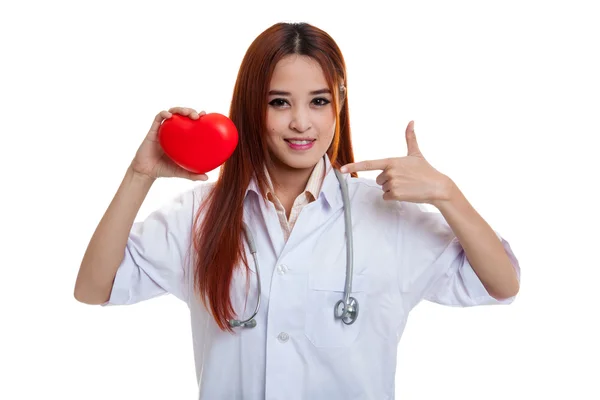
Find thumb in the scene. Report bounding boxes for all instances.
[406,120,422,157]
[186,172,209,181]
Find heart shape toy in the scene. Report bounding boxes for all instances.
[158,113,239,174]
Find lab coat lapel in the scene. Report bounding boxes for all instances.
[281,158,345,257]
[244,179,286,257]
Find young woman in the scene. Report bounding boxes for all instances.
[74,22,520,399]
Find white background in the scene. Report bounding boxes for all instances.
[2,0,599,399]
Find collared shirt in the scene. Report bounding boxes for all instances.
[264,157,326,242]
[103,155,521,400]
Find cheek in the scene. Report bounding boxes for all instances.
[266,111,285,136]
[319,113,336,137]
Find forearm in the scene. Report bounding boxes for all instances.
[432,179,520,300]
[74,166,155,304]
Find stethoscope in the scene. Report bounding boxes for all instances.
[228,168,358,329]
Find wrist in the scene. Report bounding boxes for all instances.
[127,164,156,186]
[431,176,459,209]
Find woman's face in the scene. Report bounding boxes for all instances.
[265,54,336,173]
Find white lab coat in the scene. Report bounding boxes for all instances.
[103,156,521,400]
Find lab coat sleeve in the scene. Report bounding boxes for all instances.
[101,187,199,306]
[398,203,521,312]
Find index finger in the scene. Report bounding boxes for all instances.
[146,110,172,137]
[340,159,390,173]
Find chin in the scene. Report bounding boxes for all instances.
[273,151,323,171]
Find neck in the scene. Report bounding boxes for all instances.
[268,160,316,200]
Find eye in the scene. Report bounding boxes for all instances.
[268,98,289,108]
[312,98,331,106]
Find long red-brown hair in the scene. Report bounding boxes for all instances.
[192,22,357,331]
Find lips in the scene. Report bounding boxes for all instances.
[285,138,315,150]
[284,139,316,144]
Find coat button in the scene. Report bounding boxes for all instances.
[277,332,289,343]
[277,264,288,275]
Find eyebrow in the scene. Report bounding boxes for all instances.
[268,88,331,96]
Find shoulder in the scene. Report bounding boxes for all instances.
[345,175,431,219]
[193,180,218,202]
[346,175,380,191]
[155,181,218,218]
[346,175,394,206]
[344,176,405,224]
[346,176,382,200]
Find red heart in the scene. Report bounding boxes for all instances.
[158,113,239,174]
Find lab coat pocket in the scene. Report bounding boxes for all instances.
[305,273,369,348]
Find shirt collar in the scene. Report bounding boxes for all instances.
[246,155,344,209]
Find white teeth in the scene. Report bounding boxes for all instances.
[288,140,312,145]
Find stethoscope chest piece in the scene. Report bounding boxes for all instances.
[334,297,359,325]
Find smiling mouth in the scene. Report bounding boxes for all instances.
[284,139,316,145]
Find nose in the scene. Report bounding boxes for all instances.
[289,106,312,133]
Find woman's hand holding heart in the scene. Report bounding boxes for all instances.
[130,107,209,182]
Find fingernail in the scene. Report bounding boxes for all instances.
[340,166,347,173]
